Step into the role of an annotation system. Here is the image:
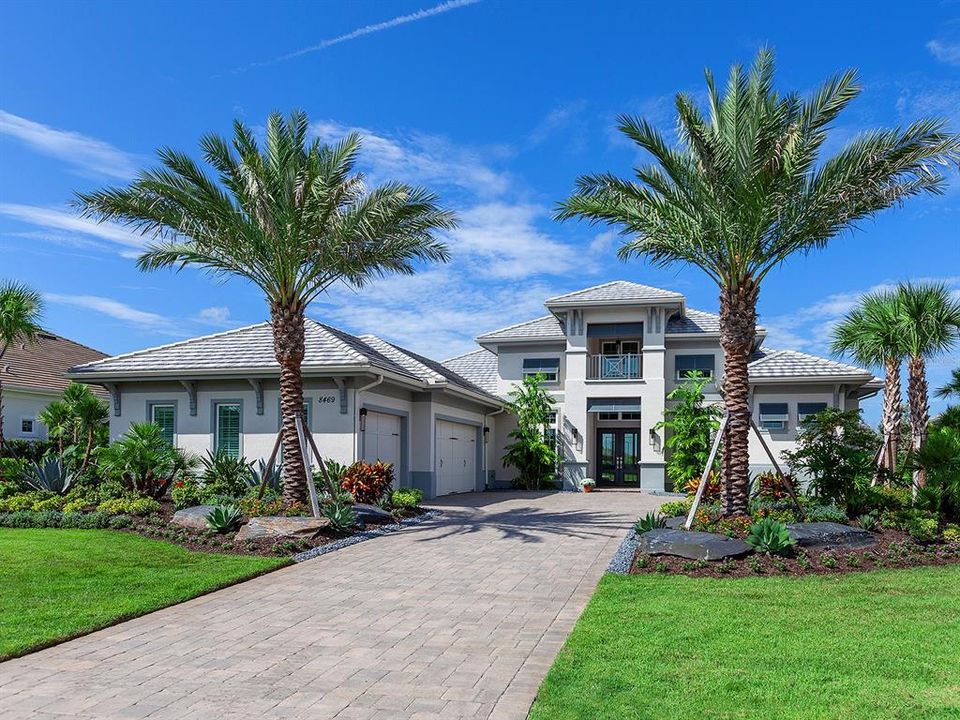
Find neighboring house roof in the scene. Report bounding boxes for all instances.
[442,349,500,396]
[749,347,879,383]
[69,320,502,405]
[1,331,107,396]
[476,315,566,343]
[545,280,684,307]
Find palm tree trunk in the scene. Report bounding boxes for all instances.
[718,281,758,517]
[877,356,901,484]
[907,354,928,491]
[81,427,94,473]
[271,301,308,505]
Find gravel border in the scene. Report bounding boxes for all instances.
[292,509,443,563]
[607,527,641,574]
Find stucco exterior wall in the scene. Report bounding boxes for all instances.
[2,388,58,441]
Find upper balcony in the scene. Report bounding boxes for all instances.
[587,353,642,380]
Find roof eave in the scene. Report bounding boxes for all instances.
[748,373,875,384]
[544,298,684,310]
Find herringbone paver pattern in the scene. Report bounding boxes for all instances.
[0,490,658,719]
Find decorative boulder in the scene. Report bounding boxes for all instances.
[786,522,877,551]
[665,516,687,529]
[171,505,217,531]
[235,516,331,542]
[353,503,394,523]
[638,528,753,562]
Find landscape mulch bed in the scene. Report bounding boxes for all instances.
[631,529,960,579]
[114,499,429,558]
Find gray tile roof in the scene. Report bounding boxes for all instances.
[442,349,500,396]
[748,347,874,380]
[545,280,683,306]
[70,320,417,380]
[476,315,566,342]
[666,309,721,334]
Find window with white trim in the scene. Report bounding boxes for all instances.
[20,418,36,436]
[759,403,789,431]
[149,403,176,445]
[214,403,242,458]
[522,357,559,383]
[675,354,715,380]
[797,402,828,424]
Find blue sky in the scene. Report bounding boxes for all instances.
[1,0,959,424]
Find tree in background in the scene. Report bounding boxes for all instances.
[0,281,43,450]
[38,382,109,472]
[831,290,905,482]
[75,111,455,505]
[655,371,722,493]
[895,282,960,490]
[503,374,558,491]
[557,48,960,516]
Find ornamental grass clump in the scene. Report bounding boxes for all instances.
[745,517,796,556]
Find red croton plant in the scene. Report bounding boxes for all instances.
[341,461,395,505]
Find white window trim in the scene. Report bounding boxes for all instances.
[212,400,243,457]
[19,417,37,437]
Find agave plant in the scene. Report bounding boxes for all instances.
[745,518,797,556]
[24,457,74,495]
[206,504,243,534]
[246,459,282,494]
[635,512,667,534]
[323,500,356,532]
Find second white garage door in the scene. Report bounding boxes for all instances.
[362,411,402,488]
[436,419,477,496]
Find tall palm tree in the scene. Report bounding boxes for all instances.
[76,111,455,504]
[0,281,44,449]
[895,282,960,490]
[556,48,960,516]
[830,290,904,482]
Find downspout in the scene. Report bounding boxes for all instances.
[482,407,506,491]
[353,374,384,461]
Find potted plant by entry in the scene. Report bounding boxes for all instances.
[580,478,596,494]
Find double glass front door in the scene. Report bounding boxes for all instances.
[596,429,640,485]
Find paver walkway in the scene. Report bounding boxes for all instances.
[1,490,659,720]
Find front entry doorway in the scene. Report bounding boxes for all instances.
[596,428,641,486]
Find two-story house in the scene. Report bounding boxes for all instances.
[445,280,882,492]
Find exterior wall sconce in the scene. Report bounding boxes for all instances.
[359,407,368,432]
[649,428,661,452]
[483,426,490,443]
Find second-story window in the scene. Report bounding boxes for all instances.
[759,403,789,431]
[675,354,715,380]
[522,358,559,383]
[797,402,828,424]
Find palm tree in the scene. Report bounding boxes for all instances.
[830,290,904,482]
[75,111,455,504]
[895,282,960,490]
[0,281,44,449]
[556,48,960,516]
[936,368,960,400]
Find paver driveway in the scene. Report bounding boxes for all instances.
[1,490,659,720]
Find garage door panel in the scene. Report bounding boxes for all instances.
[436,420,477,496]
[363,411,402,487]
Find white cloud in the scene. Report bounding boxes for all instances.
[44,293,176,333]
[194,306,232,326]
[0,203,149,251]
[450,203,591,279]
[927,39,960,66]
[527,100,588,150]
[311,120,510,198]
[588,230,618,255]
[235,0,480,72]
[0,110,138,179]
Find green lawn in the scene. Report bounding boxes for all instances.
[0,529,287,659]
[530,567,960,720]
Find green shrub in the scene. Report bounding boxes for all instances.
[206,504,243,534]
[0,509,111,529]
[858,513,879,532]
[390,488,423,509]
[0,457,28,486]
[32,495,68,512]
[805,503,848,524]
[659,498,691,517]
[63,498,91,513]
[199,451,250,498]
[96,496,162,516]
[745,518,796,556]
[0,491,48,512]
[108,514,134,529]
[879,508,931,532]
[943,524,960,543]
[635,512,667,534]
[906,517,939,543]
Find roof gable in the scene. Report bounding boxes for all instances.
[476,315,565,343]
[1,332,107,395]
[545,280,683,306]
[748,347,874,379]
[442,349,500,396]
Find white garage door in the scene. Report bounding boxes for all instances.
[436,419,477,496]
[362,411,402,488]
